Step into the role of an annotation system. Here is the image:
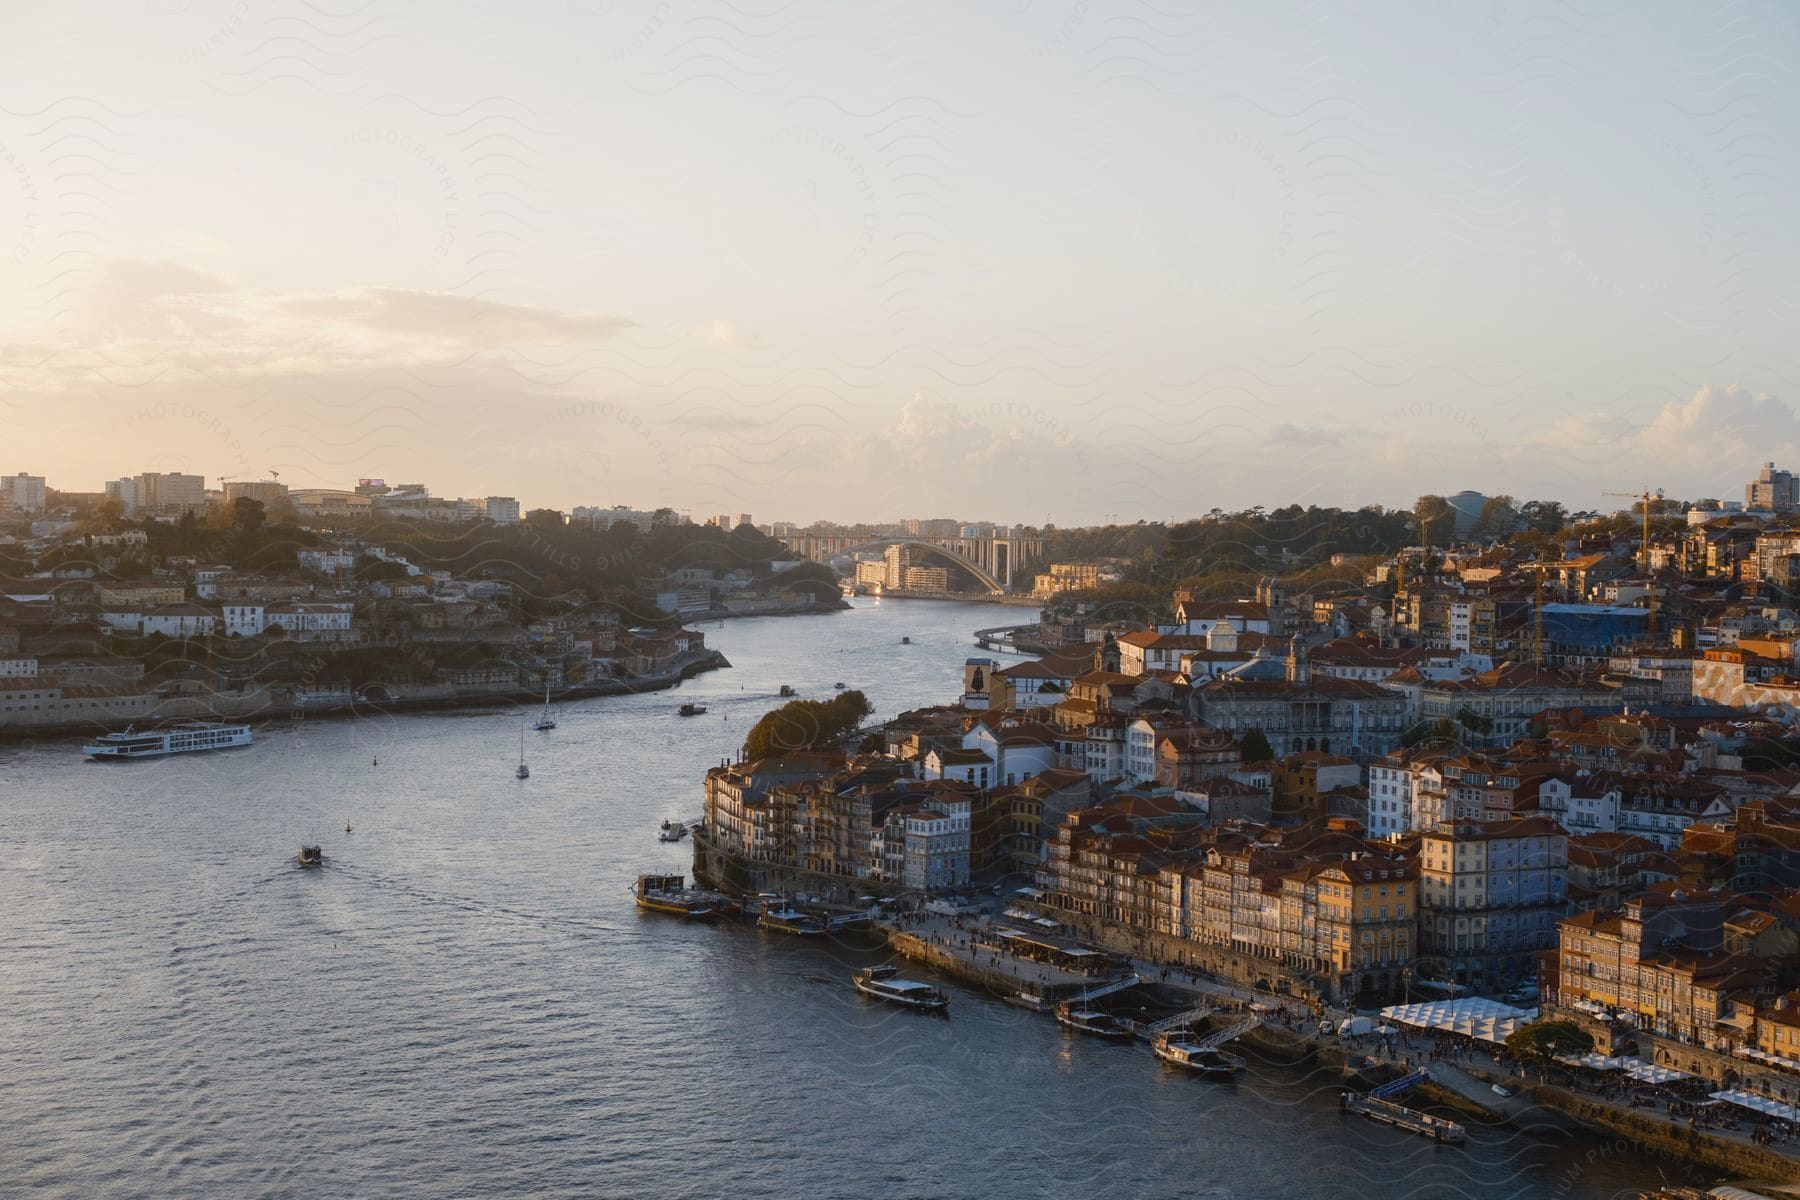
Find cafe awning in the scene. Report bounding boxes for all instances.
[1710,1089,1800,1122]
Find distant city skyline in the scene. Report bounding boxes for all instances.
[4,456,1788,531]
[6,6,1800,523]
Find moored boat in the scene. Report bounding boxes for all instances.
[85,721,253,760]
[757,906,825,936]
[1152,1032,1244,1077]
[852,964,948,1011]
[633,874,719,918]
[678,702,707,717]
[1055,1003,1134,1040]
[532,682,557,731]
[657,820,687,843]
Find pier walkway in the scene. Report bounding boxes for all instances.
[1069,975,1140,1004]
[1344,1070,1466,1144]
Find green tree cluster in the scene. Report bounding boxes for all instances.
[742,690,873,760]
[1503,1019,1594,1066]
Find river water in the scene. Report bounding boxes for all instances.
[0,599,1712,1198]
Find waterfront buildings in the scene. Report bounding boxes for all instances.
[1416,816,1568,991]
[1552,884,1783,1047]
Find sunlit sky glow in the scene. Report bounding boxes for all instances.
[4,2,1799,524]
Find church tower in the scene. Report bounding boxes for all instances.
[1096,632,1120,674]
[1285,639,1311,685]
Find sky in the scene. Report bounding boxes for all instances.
[3,1,1800,526]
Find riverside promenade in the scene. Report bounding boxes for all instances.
[876,908,1800,1181]
[881,912,1113,1003]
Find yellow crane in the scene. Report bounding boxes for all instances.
[1520,561,1553,670]
[1601,487,1664,644]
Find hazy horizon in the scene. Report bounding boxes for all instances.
[6,3,1799,525]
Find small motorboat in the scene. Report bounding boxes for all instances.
[901,636,911,644]
[298,844,322,867]
[678,703,707,717]
[1055,1003,1134,1041]
[832,682,846,690]
[658,820,686,843]
[778,685,795,697]
[853,965,948,1012]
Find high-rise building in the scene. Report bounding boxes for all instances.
[575,505,656,532]
[0,473,47,513]
[883,543,915,589]
[902,566,949,593]
[222,480,290,508]
[483,497,521,525]
[1747,462,1799,512]
[132,472,207,516]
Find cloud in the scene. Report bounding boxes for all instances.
[705,318,757,349]
[96,259,233,299]
[1639,385,1797,455]
[1268,422,1359,449]
[277,288,634,346]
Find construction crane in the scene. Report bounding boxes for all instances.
[1601,487,1664,644]
[1521,561,1553,670]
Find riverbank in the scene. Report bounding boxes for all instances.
[697,596,850,621]
[0,649,731,741]
[857,900,1800,1183]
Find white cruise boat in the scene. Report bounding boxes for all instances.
[852,965,948,1011]
[84,722,253,760]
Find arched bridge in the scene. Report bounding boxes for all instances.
[782,532,1048,594]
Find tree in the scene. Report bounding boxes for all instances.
[1238,729,1273,763]
[1455,705,1494,736]
[652,507,680,529]
[776,561,841,600]
[1518,500,1568,536]
[231,497,267,533]
[525,509,566,528]
[1400,718,1460,749]
[86,496,125,534]
[1471,495,1517,542]
[742,690,872,760]
[1504,1019,1593,1067]
[353,555,409,583]
[1413,494,1453,542]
